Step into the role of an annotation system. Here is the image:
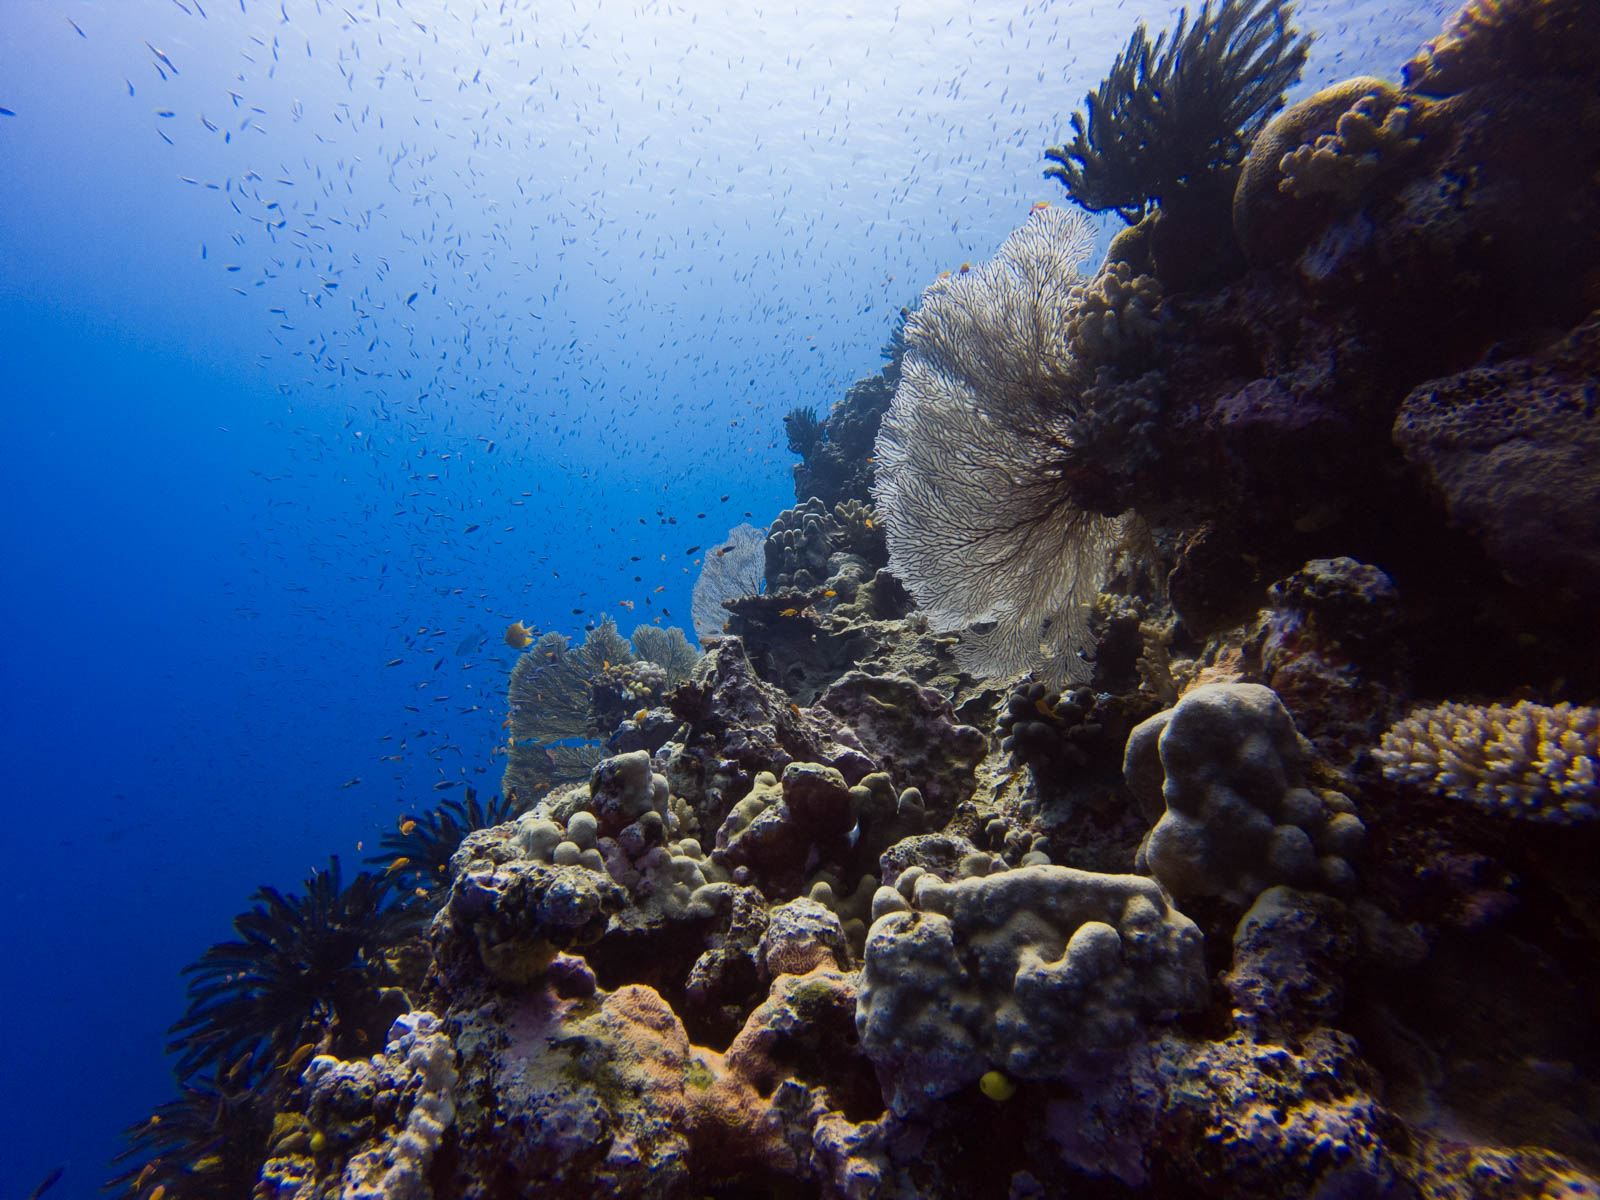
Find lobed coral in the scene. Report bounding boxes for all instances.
[1124,683,1365,903]
[1375,700,1599,821]
[857,864,1206,1114]
[1277,90,1424,206]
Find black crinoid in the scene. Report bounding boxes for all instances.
[783,404,824,458]
[1045,0,1312,223]
[167,856,423,1089]
[103,1071,273,1199]
[366,785,520,899]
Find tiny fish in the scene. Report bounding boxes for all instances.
[384,856,411,874]
[280,1042,317,1075]
[341,777,361,788]
[399,819,417,834]
[0,106,16,117]
[384,658,403,667]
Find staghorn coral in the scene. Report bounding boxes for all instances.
[691,523,766,641]
[872,205,1131,686]
[1374,700,1599,821]
[1044,0,1312,223]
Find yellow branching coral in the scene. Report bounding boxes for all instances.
[1374,700,1599,821]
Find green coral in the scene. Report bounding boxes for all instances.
[1375,700,1599,822]
[1044,0,1313,223]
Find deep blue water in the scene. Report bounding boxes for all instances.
[0,0,1449,1192]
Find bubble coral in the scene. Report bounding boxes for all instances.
[1374,700,1599,822]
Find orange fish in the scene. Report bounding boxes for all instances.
[384,856,411,874]
[399,819,417,835]
[504,621,534,649]
[1031,200,1050,211]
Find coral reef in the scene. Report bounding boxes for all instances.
[124,5,1600,1197]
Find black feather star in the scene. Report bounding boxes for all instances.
[166,856,421,1088]
[366,785,521,898]
[103,1071,272,1199]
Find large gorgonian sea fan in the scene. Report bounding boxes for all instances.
[873,205,1129,687]
[692,522,767,641]
[1045,0,1312,223]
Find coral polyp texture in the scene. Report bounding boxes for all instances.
[1044,0,1312,221]
[1375,700,1599,821]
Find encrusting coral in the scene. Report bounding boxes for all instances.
[1375,700,1599,821]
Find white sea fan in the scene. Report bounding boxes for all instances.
[873,205,1126,685]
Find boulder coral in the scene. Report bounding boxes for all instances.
[856,865,1205,1114]
[1124,683,1365,903]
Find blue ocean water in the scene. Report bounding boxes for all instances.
[0,0,1450,1192]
